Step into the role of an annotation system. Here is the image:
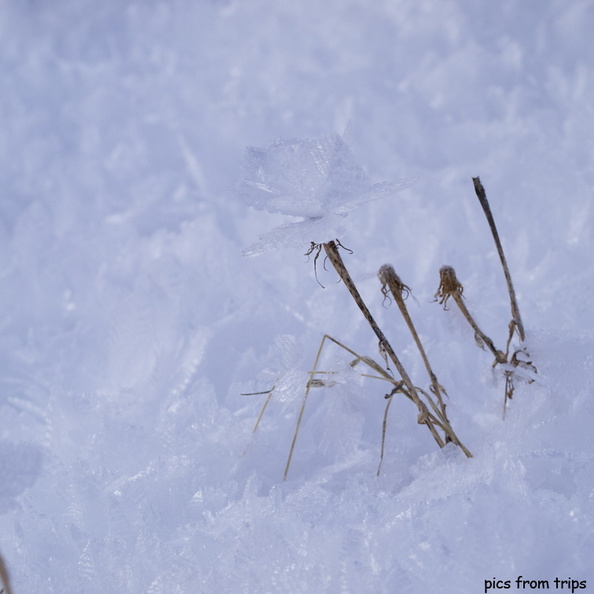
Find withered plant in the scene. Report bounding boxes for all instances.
[378,264,449,422]
[434,178,536,413]
[248,240,472,479]
[435,265,506,366]
[377,264,471,453]
[242,142,535,479]
[319,241,471,457]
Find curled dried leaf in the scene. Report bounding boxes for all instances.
[304,242,325,287]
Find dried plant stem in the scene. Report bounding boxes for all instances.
[310,337,469,471]
[472,177,525,343]
[374,265,472,457]
[285,334,418,479]
[305,335,410,477]
[378,264,449,418]
[289,334,448,475]
[247,334,408,479]
[283,333,331,480]
[0,551,13,594]
[247,388,275,433]
[255,332,470,478]
[435,265,537,417]
[435,266,506,365]
[323,240,463,453]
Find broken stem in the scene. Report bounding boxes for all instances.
[472,177,525,342]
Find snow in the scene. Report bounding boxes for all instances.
[1,0,593,592]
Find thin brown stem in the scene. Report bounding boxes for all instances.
[435,266,506,365]
[283,333,330,480]
[323,246,424,407]
[250,389,275,433]
[472,177,525,342]
[0,551,13,594]
[377,388,397,476]
[378,264,449,419]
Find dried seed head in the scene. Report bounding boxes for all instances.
[435,265,464,307]
[378,263,411,302]
[378,263,396,285]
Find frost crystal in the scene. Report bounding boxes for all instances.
[239,133,413,255]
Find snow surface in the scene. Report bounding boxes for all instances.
[1,0,594,592]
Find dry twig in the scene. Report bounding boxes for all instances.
[472,177,525,345]
[0,551,13,594]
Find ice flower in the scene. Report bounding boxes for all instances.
[238,133,414,255]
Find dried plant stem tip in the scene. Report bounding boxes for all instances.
[435,266,506,365]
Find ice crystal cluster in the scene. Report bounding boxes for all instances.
[239,133,409,254]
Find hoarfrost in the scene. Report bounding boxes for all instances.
[239,133,413,254]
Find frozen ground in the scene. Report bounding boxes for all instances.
[1,0,594,592]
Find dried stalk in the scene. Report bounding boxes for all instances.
[378,386,398,476]
[322,240,447,449]
[435,265,535,415]
[472,177,525,344]
[435,265,506,366]
[248,329,472,478]
[472,177,535,412]
[322,241,474,460]
[378,264,449,418]
[282,332,330,480]
[244,334,404,478]
[0,551,13,594]
[286,334,410,478]
[241,388,275,434]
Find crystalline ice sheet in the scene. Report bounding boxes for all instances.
[240,133,375,218]
[238,133,411,254]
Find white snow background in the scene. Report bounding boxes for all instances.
[1,0,594,592]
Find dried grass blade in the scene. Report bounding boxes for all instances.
[377,389,396,476]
